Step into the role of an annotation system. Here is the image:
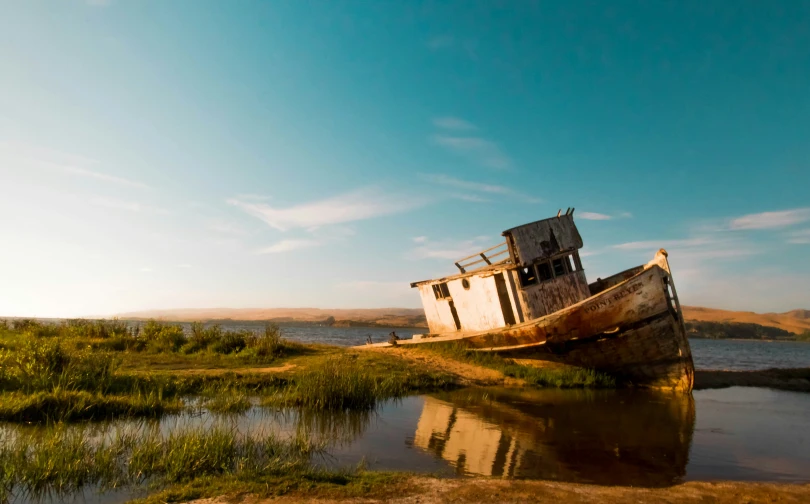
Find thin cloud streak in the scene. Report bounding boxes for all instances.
[613,237,716,250]
[256,239,320,254]
[788,229,810,244]
[64,166,149,189]
[729,208,810,230]
[451,193,490,203]
[408,236,493,261]
[578,211,633,221]
[420,173,510,194]
[432,135,510,169]
[228,188,425,232]
[579,212,613,221]
[433,116,477,130]
[90,197,168,214]
[419,173,541,204]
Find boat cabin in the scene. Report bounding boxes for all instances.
[410,209,590,334]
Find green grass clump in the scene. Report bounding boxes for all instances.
[0,339,118,393]
[264,354,450,411]
[268,356,388,410]
[0,424,320,502]
[420,342,616,388]
[0,390,184,423]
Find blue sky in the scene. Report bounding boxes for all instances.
[1,0,809,317]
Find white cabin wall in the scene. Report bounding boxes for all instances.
[446,275,506,332]
[417,284,457,334]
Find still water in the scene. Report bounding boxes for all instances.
[7,385,808,504]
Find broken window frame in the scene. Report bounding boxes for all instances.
[552,257,566,277]
[563,255,574,273]
[432,282,452,300]
[517,265,538,287]
[536,261,553,281]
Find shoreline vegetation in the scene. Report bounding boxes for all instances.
[1,318,809,502]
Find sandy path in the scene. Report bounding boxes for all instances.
[363,347,521,386]
[191,477,810,503]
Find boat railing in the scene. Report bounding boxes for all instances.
[454,241,511,273]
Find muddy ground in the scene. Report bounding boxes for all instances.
[191,477,810,503]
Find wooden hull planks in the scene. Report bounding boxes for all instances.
[356,251,695,391]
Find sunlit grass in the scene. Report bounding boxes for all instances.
[417,342,616,388]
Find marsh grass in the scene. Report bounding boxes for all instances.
[420,342,616,388]
[0,319,455,423]
[264,354,455,410]
[265,356,391,410]
[0,390,185,423]
[0,424,320,502]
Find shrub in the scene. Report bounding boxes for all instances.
[61,318,131,339]
[0,339,119,393]
[141,320,187,352]
[210,330,249,354]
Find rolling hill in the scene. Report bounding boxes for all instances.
[117,306,810,334]
[682,306,810,335]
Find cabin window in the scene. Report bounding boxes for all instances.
[573,252,583,272]
[552,258,566,277]
[462,278,471,290]
[432,282,451,300]
[563,255,574,273]
[537,261,553,281]
[518,266,538,287]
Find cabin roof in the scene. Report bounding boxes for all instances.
[409,209,582,287]
[409,261,513,288]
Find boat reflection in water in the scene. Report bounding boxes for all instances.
[411,388,695,487]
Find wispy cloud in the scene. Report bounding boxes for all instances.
[578,211,633,221]
[419,173,541,204]
[729,208,810,230]
[139,267,152,273]
[228,187,424,232]
[412,236,428,244]
[433,117,477,131]
[90,197,167,214]
[408,236,494,261]
[613,237,714,250]
[579,212,613,221]
[65,166,149,189]
[1,141,149,189]
[208,219,251,236]
[419,173,510,194]
[788,229,810,244]
[235,193,271,201]
[451,193,491,203]
[256,239,320,254]
[432,135,510,170]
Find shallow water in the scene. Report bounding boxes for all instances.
[689,338,810,371]
[5,385,808,504]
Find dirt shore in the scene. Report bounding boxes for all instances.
[191,477,810,503]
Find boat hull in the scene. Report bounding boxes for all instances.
[357,251,694,391]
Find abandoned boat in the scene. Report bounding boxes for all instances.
[357,209,695,391]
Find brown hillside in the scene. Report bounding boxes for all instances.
[115,307,428,327]
[682,306,810,334]
[117,306,810,334]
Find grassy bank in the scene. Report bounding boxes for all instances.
[0,319,455,423]
[411,342,616,388]
[0,423,326,502]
